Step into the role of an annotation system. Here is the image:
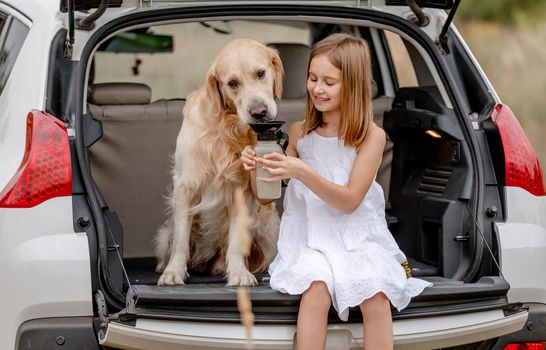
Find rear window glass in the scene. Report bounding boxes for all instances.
[92,21,311,101]
[0,14,5,33]
[384,31,418,88]
[0,15,29,96]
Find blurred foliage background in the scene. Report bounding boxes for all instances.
[454,0,546,167]
[458,0,546,26]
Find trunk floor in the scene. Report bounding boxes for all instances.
[121,258,509,319]
[124,257,439,286]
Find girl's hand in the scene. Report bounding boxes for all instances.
[256,152,307,182]
[241,145,257,171]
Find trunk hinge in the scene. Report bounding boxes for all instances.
[64,0,75,59]
[94,288,138,344]
[113,286,138,326]
[94,286,138,342]
[437,0,462,54]
[76,0,110,30]
[64,0,110,58]
[405,0,430,27]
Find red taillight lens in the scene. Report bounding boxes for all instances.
[0,110,72,208]
[504,342,546,350]
[491,104,546,196]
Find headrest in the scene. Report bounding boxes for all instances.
[88,83,152,105]
[268,43,310,99]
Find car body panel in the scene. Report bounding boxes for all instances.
[0,1,61,191]
[0,198,93,350]
[1,1,544,349]
[496,187,546,305]
[0,4,92,350]
[449,24,501,104]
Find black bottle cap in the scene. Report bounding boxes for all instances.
[249,121,285,141]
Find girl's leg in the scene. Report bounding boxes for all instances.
[296,281,332,350]
[359,292,393,350]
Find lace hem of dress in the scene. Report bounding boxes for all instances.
[335,277,432,321]
[269,270,334,297]
[270,268,433,322]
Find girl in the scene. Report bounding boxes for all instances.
[241,33,432,350]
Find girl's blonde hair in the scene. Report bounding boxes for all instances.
[301,33,373,148]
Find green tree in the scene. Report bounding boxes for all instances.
[457,0,546,25]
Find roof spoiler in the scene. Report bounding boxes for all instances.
[60,0,122,12]
[385,0,454,9]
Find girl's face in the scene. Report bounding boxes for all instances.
[307,54,342,115]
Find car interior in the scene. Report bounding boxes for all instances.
[84,20,474,293]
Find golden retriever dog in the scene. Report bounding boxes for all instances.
[155,39,284,286]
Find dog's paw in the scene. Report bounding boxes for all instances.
[157,266,189,286]
[155,263,165,274]
[226,269,258,287]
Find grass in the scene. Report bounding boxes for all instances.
[457,20,546,169]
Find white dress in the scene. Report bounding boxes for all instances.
[268,130,432,321]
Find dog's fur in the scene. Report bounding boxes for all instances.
[155,39,284,286]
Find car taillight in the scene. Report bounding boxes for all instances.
[491,104,546,196]
[504,342,546,350]
[0,110,71,208]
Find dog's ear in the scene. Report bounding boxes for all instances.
[206,66,224,114]
[270,48,284,99]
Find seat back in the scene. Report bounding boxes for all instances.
[269,43,310,127]
[88,82,184,258]
[372,93,394,199]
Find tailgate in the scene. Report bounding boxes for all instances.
[100,308,527,350]
[98,276,527,349]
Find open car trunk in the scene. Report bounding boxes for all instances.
[70,3,528,349]
[88,81,516,325]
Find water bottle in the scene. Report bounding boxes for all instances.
[250,121,285,200]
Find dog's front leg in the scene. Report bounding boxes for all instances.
[225,206,258,287]
[158,185,193,286]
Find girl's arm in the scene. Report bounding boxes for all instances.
[258,123,386,215]
[282,121,301,158]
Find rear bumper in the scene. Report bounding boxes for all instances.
[101,308,527,350]
[492,303,546,350]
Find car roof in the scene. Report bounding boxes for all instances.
[3,0,60,27]
[3,0,452,61]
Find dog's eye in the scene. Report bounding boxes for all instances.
[228,80,238,89]
[257,69,266,79]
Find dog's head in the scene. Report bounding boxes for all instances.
[206,39,284,123]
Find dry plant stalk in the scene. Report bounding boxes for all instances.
[237,287,255,349]
[234,188,255,349]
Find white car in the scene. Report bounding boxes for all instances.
[1,0,545,349]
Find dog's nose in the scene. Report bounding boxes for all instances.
[250,104,268,120]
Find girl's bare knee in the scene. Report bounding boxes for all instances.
[306,281,330,295]
[302,281,332,309]
[309,280,327,289]
[359,292,390,314]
